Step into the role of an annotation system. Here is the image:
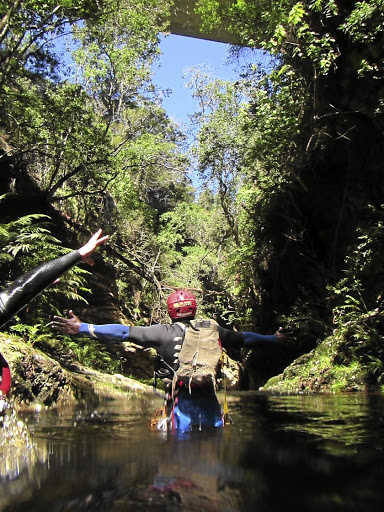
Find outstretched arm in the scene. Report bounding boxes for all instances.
[0,229,109,329]
[243,327,294,346]
[51,311,131,343]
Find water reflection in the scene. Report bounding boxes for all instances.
[0,399,40,507]
[1,391,384,511]
[264,392,384,450]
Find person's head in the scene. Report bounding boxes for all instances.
[167,289,197,320]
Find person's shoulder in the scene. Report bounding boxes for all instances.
[168,321,187,330]
[142,322,180,332]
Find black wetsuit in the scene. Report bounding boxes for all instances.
[0,250,82,396]
[0,250,81,329]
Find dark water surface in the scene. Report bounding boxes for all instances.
[1,391,384,511]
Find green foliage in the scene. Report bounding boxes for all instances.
[0,0,176,232]
[0,206,91,326]
[188,70,247,223]
[341,0,384,43]
[194,0,383,327]
[8,322,53,346]
[340,0,384,80]
[1,78,115,209]
[365,355,384,384]
[60,334,120,373]
[0,0,93,88]
[328,361,362,393]
[0,207,52,262]
[186,70,250,310]
[283,3,339,74]
[197,1,367,75]
[183,57,311,328]
[157,197,228,288]
[196,0,295,48]
[7,323,121,373]
[0,0,193,331]
[327,204,384,384]
[0,206,61,266]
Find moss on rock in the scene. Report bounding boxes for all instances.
[262,334,371,394]
[0,334,153,409]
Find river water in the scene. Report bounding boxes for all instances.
[1,390,384,511]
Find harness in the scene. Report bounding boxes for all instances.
[153,321,186,386]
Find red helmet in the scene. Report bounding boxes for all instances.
[167,289,197,319]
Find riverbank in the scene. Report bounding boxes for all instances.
[262,332,383,394]
[0,334,154,410]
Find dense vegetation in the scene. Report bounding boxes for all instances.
[1,0,383,390]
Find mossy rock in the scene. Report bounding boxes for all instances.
[0,334,153,409]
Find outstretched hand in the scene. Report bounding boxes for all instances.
[51,310,81,335]
[78,229,109,266]
[274,326,296,343]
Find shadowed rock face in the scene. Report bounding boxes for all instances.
[170,0,242,44]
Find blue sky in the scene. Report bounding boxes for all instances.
[152,34,259,127]
[57,31,263,128]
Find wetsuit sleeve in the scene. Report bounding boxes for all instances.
[0,354,11,396]
[242,332,279,346]
[0,250,82,328]
[219,327,278,348]
[78,322,168,349]
[79,323,130,343]
[218,327,244,348]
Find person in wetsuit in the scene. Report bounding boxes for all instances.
[51,289,290,432]
[0,353,11,398]
[0,228,109,399]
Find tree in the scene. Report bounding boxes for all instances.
[1,1,174,212]
[188,69,247,247]
[194,0,384,350]
[0,0,197,323]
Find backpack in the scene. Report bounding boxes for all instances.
[150,319,230,430]
[174,318,222,391]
